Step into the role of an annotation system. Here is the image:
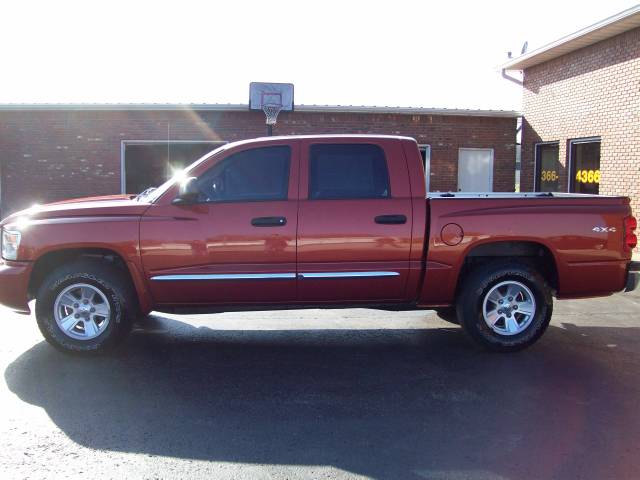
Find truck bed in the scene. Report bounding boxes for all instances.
[420,192,632,306]
[427,192,626,199]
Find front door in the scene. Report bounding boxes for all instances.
[458,148,494,192]
[296,139,413,304]
[140,142,299,306]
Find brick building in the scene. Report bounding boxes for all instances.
[503,6,640,238]
[0,105,517,216]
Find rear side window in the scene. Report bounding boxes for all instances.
[309,144,390,200]
[197,145,290,202]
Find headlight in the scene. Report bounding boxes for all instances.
[1,229,21,261]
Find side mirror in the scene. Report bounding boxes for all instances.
[172,177,200,205]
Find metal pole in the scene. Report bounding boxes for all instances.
[267,124,273,136]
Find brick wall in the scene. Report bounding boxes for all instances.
[521,27,640,246]
[0,109,516,216]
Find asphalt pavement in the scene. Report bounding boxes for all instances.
[2,290,640,479]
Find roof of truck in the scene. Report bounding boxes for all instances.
[217,134,417,149]
[255,134,416,141]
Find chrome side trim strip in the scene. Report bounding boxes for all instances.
[298,271,400,279]
[150,273,296,281]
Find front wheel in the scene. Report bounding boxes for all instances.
[35,259,136,354]
[456,261,553,352]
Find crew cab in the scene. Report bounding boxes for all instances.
[0,135,637,354]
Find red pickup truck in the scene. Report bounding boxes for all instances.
[0,135,637,354]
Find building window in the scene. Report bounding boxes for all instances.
[569,138,601,195]
[122,141,225,194]
[419,145,431,192]
[309,144,390,200]
[534,142,560,192]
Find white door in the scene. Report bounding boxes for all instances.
[458,148,494,192]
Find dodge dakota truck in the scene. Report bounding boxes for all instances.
[0,135,637,354]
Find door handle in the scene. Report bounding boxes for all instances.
[251,216,287,227]
[375,214,407,225]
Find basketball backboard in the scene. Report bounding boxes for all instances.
[249,82,294,111]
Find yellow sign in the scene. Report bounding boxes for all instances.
[575,169,600,184]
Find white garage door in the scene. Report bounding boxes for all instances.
[458,148,494,192]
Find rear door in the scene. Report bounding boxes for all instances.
[140,141,299,306]
[296,138,413,303]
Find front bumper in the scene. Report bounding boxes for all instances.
[0,260,32,314]
[626,262,640,292]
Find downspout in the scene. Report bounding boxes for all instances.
[0,154,3,219]
[501,67,524,190]
[515,116,523,192]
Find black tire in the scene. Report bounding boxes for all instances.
[434,307,459,325]
[456,260,553,352]
[35,259,137,355]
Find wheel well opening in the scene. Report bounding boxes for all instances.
[28,248,131,300]
[457,241,558,295]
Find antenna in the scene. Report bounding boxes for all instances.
[521,41,528,55]
[167,122,171,169]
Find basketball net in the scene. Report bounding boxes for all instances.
[262,103,283,125]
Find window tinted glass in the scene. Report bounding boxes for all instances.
[571,140,600,195]
[309,144,390,200]
[197,146,290,202]
[535,143,560,192]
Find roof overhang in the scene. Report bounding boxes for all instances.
[502,5,640,71]
[0,103,520,118]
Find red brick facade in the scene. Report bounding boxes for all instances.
[0,108,516,216]
[521,27,640,240]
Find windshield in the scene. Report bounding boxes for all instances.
[141,143,231,203]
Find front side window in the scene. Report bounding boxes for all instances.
[196,146,291,202]
[309,144,390,200]
[535,143,560,192]
[570,139,600,195]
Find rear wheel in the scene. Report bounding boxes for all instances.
[35,259,136,354]
[456,261,552,352]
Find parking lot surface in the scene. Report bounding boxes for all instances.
[2,290,640,480]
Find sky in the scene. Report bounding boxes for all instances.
[1,0,637,110]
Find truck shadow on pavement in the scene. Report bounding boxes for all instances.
[5,315,640,480]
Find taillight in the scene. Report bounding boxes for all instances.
[624,216,638,251]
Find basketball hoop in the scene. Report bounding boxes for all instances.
[249,82,294,136]
[262,103,283,126]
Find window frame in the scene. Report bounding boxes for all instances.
[533,141,560,192]
[307,143,392,201]
[419,144,431,192]
[568,136,601,194]
[195,145,292,204]
[120,140,226,194]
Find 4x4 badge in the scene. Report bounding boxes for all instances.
[592,226,616,233]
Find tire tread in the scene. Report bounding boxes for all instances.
[35,258,136,354]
